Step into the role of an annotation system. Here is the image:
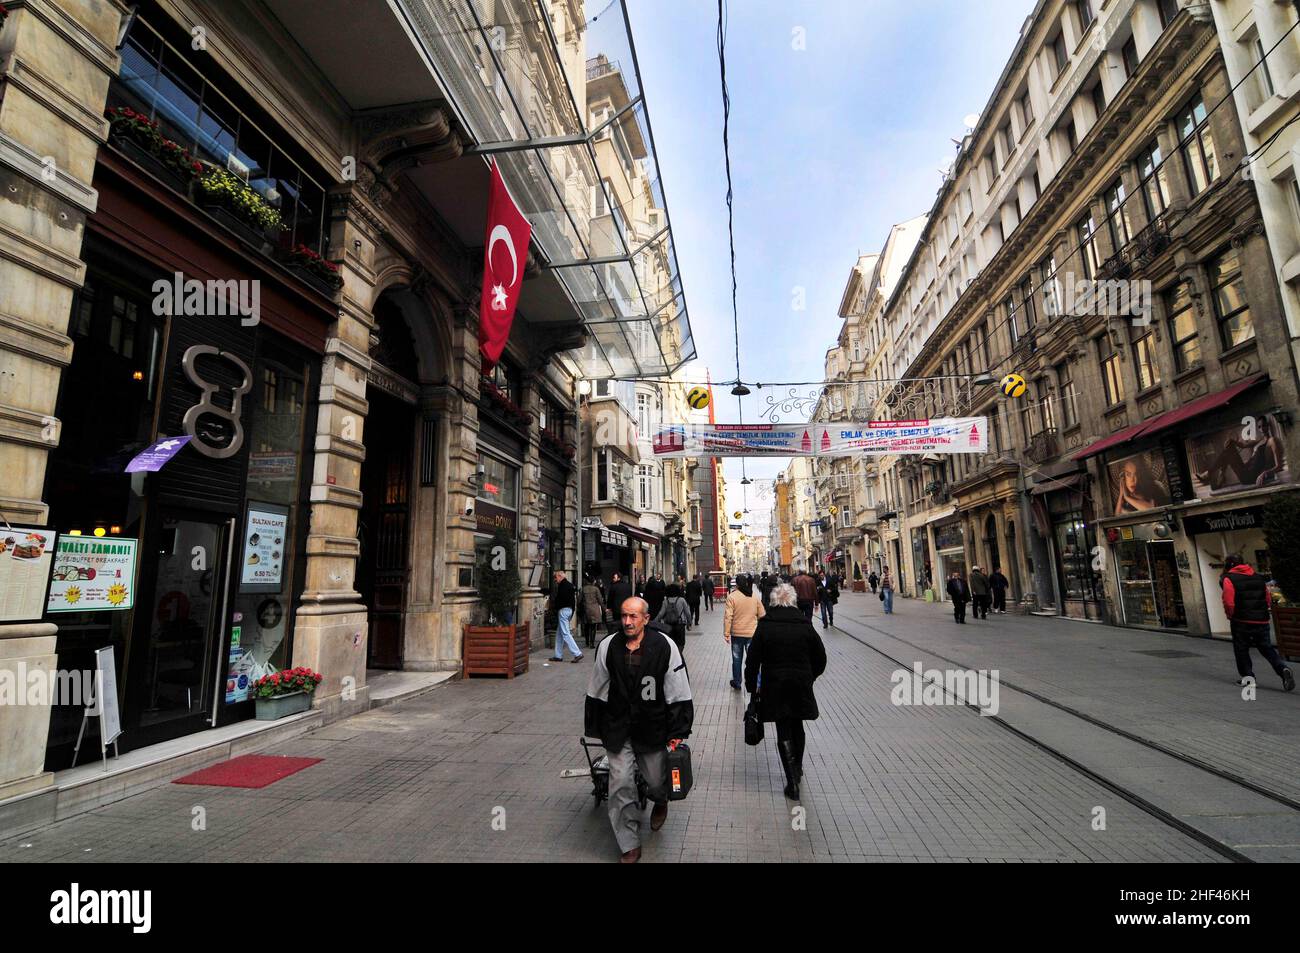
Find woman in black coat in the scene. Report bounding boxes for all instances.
[744,582,827,800]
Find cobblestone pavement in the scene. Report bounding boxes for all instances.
[0,594,1241,863]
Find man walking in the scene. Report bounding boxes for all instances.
[792,569,818,624]
[551,570,583,662]
[702,575,715,612]
[606,571,634,637]
[818,570,839,628]
[946,571,970,624]
[969,565,991,620]
[880,566,895,614]
[989,566,1010,614]
[585,596,694,863]
[1222,555,1295,691]
[685,574,703,626]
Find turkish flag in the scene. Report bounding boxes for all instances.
[478,160,532,373]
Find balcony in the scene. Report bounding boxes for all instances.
[1097,213,1171,281]
[875,503,898,520]
[1026,428,1060,465]
[586,55,621,82]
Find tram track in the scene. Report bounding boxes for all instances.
[829,612,1300,863]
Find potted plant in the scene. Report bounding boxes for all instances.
[104,107,203,193]
[462,527,530,678]
[0,5,10,33]
[252,666,323,720]
[194,163,284,251]
[852,561,866,592]
[281,242,343,296]
[1263,492,1300,660]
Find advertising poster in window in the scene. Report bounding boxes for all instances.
[0,528,57,623]
[47,536,137,612]
[1107,449,1172,516]
[1186,413,1289,498]
[240,503,289,592]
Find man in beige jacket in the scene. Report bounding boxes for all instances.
[723,574,765,690]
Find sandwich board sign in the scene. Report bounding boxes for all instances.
[72,645,122,770]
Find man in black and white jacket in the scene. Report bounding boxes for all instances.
[585,596,694,863]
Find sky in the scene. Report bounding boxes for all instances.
[625,0,1032,532]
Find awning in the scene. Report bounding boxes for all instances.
[1029,472,1083,495]
[925,506,958,524]
[619,523,660,545]
[1073,373,1269,460]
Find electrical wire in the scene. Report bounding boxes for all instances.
[717,0,743,393]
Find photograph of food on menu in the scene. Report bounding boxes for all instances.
[240,506,289,589]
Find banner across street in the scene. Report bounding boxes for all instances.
[650,418,988,457]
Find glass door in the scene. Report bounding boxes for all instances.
[123,511,234,744]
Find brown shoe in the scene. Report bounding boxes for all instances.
[650,801,668,831]
[619,847,641,863]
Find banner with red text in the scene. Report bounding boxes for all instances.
[650,418,988,457]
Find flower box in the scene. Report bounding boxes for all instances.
[254,690,312,720]
[200,200,278,255]
[463,621,530,678]
[108,134,197,196]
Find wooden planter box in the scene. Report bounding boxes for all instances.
[110,134,196,196]
[852,580,866,592]
[1272,606,1300,661]
[463,622,530,678]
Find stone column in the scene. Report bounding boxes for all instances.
[292,188,378,720]
[0,0,127,798]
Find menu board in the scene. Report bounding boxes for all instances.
[239,503,289,592]
[47,537,137,613]
[0,527,58,623]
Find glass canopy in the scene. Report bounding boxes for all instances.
[399,0,695,380]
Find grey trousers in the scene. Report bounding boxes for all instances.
[607,741,667,853]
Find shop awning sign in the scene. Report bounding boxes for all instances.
[651,419,987,457]
[125,435,192,472]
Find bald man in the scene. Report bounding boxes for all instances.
[585,596,694,863]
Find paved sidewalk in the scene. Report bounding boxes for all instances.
[832,591,1300,803]
[1,598,1226,863]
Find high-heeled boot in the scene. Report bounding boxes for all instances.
[778,739,800,800]
[791,731,805,784]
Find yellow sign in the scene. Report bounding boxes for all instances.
[829,505,839,516]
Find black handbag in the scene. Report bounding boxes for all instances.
[744,698,764,746]
[667,742,693,800]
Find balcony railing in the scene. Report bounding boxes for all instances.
[586,56,621,81]
[1097,213,1171,281]
[1026,428,1060,465]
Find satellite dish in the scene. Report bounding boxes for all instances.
[963,113,980,129]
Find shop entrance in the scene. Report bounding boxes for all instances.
[358,388,414,670]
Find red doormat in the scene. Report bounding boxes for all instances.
[173,754,323,789]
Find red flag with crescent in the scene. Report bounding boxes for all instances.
[479,160,532,372]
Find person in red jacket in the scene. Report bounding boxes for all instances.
[1221,555,1294,691]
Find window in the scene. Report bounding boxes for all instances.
[1255,36,1276,99]
[596,448,611,501]
[1058,361,1079,429]
[1020,379,1040,439]
[1137,139,1171,219]
[1058,116,1078,158]
[594,379,611,398]
[1177,93,1219,197]
[1005,294,1020,348]
[840,509,853,529]
[485,362,520,403]
[1157,0,1179,29]
[1052,29,1069,78]
[1039,255,1060,318]
[1019,89,1034,129]
[1098,335,1125,406]
[1075,0,1095,33]
[476,452,519,509]
[978,320,991,365]
[1105,177,1133,250]
[637,464,655,511]
[1133,332,1161,390]
[983,151,997,192]
[1208,247,1254,348]
[1077,212,1101,279]
[1121,36,1139,79]
[1166,283,1201,371]
[1020,276,1037,334]
[1040,377,1058,431]
[1000,121,1014,166]
[1090,80,1107,121]
[636,392,652,435]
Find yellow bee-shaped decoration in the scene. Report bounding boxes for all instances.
[999,373,1027,398]
[686,386,711,410]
